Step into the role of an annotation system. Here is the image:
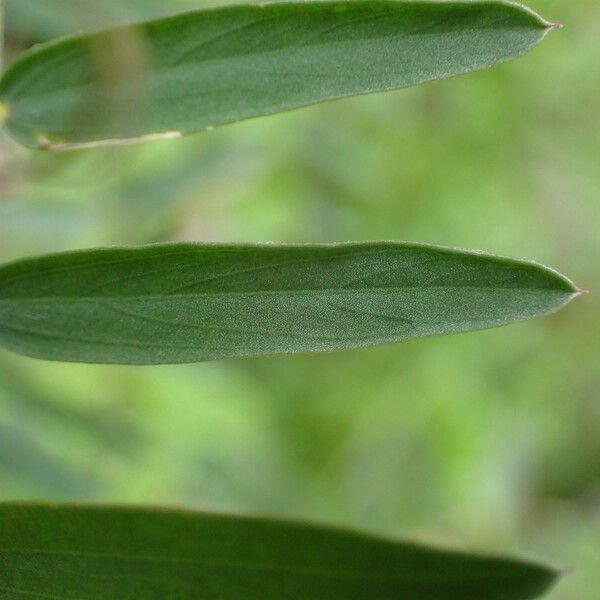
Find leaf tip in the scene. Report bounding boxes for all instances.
[547,22,563,31]
[35,130,65,151]
[558,564,575,577]
[536,562,573,592]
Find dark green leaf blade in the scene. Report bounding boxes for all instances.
[0,1,556,149]
[0,503,561,599]
[0,242,579,365]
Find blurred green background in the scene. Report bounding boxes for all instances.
[0,1,598,598]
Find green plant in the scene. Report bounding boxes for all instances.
[0,2,581,598]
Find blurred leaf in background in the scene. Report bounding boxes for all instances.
[0,504,561,600]
[0,1,598,599]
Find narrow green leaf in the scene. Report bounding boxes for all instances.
[0,242,579,365]
[0,503,561,599]
[0,1,557,149]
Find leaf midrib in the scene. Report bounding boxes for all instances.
[0,284,570,303]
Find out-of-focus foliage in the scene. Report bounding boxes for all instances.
[0,1,598,599]
[4,0,194,39]
[0,504,560,600]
